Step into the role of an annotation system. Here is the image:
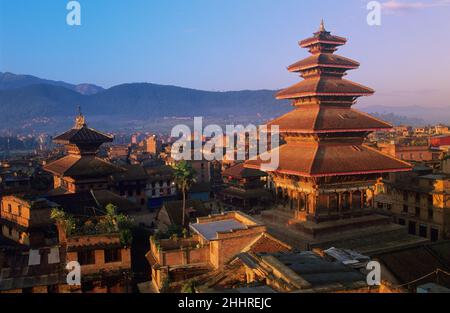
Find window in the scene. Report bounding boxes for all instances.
[419,225,427,238]
[415,207,420,217]
[428,195,433,207]
[408,221,416,235]
[430,228,439,242]
[428,209,434,220]
[415,193,420,203]
[18,205,22,217]
[78,250,95,265]
[104,248,121,263]
[403,191,409,202]
[398,218,406,226]
[403,205,408,213]
[7,204,12,213]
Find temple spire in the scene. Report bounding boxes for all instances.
[319,19,326,32]
[75,105,86,129]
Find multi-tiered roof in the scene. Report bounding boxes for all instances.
[44,112,121,179]
[246,22,411,176]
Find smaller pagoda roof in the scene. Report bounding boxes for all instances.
[267,105,392,133]
[299,20,347,48]
[53,112,113,145]
[245,142,412,177]
[53,126,113,145]
[276,77,374,100]
[288,53,360,72]
[44,155,123,178]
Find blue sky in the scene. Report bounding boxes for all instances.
[0,0,449,107]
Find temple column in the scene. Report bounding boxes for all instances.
[361,189,365,210]
[338,192,343,215]
[349,191,354,216]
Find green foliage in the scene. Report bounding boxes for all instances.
[181,280,197,294]
[172,160,197,192]
[50,208,76,236]
[50,204,133,246]
[160,277,170,293]
[167,224,182,238]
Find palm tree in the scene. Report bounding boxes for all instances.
[172,160,197,228]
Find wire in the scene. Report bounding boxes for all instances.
[392,268,450,289]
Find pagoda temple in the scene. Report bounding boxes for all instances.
[44,111,123,194]
[244,22,425,252]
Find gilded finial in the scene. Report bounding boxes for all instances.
[319,19,326,32]
[74,105,86,129]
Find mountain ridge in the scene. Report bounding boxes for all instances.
[0,72,448,129]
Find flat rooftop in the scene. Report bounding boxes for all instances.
[191,219,248,241]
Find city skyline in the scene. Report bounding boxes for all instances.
[0,0,450,108]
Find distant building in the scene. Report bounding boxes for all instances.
[430,135,450,148]
[109,164,148,210]
[145,135,161,155]
[378,142,442,163]
[108,145,129,161]
[145,165,177,210]
[435,124,450,135]
[375,159,450,241]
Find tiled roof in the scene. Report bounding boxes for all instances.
[53,125,113,145]
[44,155,123,178]
[246,233,292,254]
[46,190,139,216]
[245,142,412,177]
[300,32,347,48]
[375,242,450,289]
[288,53,359,72]
[110,164,149,182]
[267,105,391,133]
[222,163,267,179]
[161,200,211,227]
[276,78,374,100]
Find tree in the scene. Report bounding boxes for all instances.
[172,160,197,228]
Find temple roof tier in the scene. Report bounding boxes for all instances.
[288,53,360,73]
[267,105,391,134]
[246,142,411,177]
[44,155,123,179]
[276,77,374,100]
[53,126,113,146]
[299,21,347,53]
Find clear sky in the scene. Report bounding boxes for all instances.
[0,0,449,107]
